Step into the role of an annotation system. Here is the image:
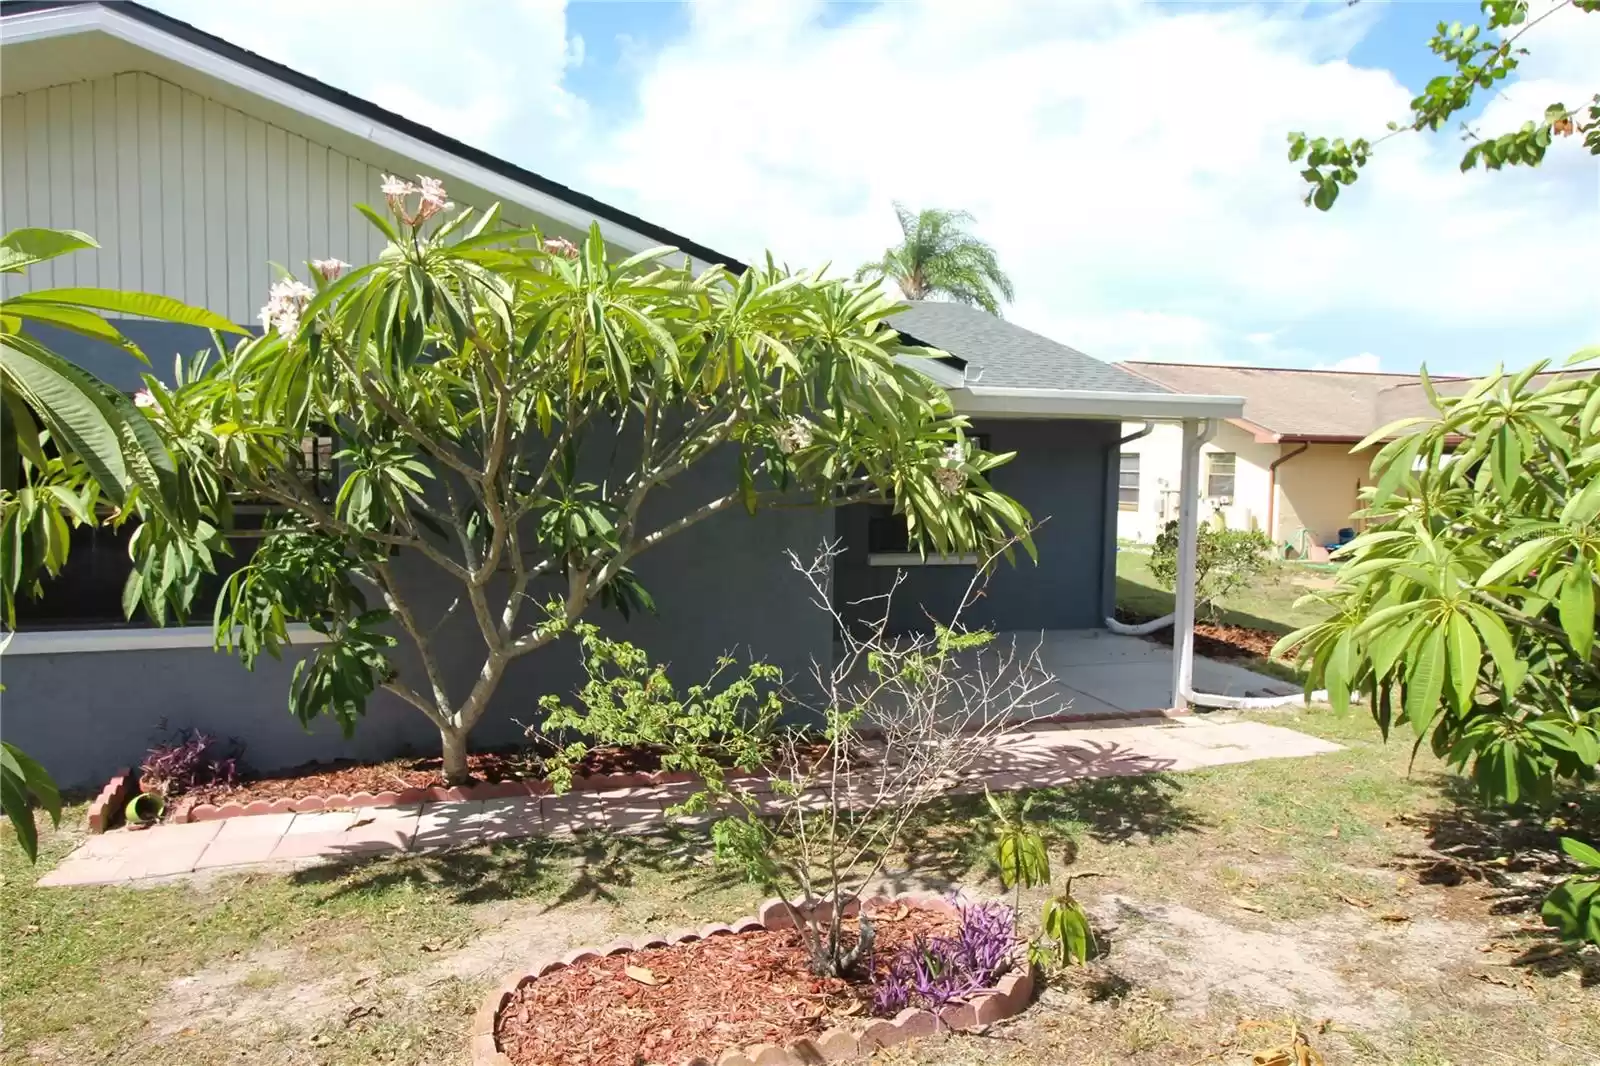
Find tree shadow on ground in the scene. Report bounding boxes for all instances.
[1390,774,1600,986]
[894,773,1209,885]
[290,826,744,908]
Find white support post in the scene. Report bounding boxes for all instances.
[1170,418,1215,709]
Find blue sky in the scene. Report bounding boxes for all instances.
[150,0,1597,376]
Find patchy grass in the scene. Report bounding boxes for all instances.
[1116,550,1337,635]
[4,704,1597,1066]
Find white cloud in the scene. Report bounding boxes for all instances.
[149,0,588,158]
[584,0,1597,371]
[1315,352,1382,372]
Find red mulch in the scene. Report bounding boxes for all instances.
[174,741,661,809]
[495,903,958,1066]
[1114,609,1290,662]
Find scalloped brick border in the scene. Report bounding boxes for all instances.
[85,767,138,834]
[472,892,1036,1066]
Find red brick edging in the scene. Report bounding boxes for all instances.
[470,892,1036,1066]
[85,768,139,833]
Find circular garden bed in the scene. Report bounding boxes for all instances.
[473,893,1035,1066]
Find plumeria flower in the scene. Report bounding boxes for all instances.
[543,236,579,259]
[417,175,451,213]
[774,417,815,455]
[132,388,158,409]
[259,278,315,337]
[311,258,350,281]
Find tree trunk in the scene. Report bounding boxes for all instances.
[440,726,470,785]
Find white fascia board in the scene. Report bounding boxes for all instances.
[1,624,330,656]
[3,7,713,269]
[894,354,966,389]
[949,385,1245,421]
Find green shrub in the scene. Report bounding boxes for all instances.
[1149,519,1274,619]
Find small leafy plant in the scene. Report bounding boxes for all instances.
[870,901,1016,1015]
[987,790,1097,968]
[1542,837,1600,948]
[1150,519,1274,620]
[536,622,783,795]
[140,728,243,798]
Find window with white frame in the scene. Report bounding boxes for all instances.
[1206,452,1236,498]
[1118,453,1140,511]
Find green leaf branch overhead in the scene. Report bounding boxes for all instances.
[1288,0,1599,209]
[131,176,1033,782]
[1,225,246,858]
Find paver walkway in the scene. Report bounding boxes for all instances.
[39,718,1339,888]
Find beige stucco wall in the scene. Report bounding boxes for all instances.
[1273,443,1372,552]
[1115,421,1278,542]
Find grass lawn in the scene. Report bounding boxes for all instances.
[4,705,1596,1066]
[1115,549,1339,636]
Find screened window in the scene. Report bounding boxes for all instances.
[1206,452,1237,498]
[1118,453,1140,511]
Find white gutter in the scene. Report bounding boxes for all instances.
[2,6,716,270]
[950,384,1244,421]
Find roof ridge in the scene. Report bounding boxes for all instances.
[1117,360,1467,380]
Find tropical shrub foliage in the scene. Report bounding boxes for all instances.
[1275,359,1600,944]
[1150,519,1274,619]
[121,178,1031,781]
[534,623,782,793]
[1,226,242,859]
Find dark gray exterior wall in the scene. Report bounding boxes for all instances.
[832,419,1121,635]
[1,327,1117,789]
[0,323,834,788]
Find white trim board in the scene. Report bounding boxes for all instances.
[867,553,979,567]
[1,624,331,656]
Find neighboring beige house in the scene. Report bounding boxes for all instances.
[1110,363,1465,557]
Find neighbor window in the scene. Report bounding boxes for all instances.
[1118,453,1140,511]
[1206,452,1236,498]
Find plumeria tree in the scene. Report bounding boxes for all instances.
[132,177,1032,782]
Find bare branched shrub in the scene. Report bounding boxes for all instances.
[707,540,1062,978]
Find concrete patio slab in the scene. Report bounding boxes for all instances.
[36,717,1342,889]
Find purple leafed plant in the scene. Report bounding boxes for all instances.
[870,901,1016,1016]
[141,730,243,797]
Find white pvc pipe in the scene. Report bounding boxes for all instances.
[1104,613,1343,709]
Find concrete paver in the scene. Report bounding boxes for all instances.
[37,718,1341,888]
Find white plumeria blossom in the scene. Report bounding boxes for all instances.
[311,258,350,281]
[543,236,580,259]
[380,173,417,198]
[774,416,815,455]
[418,175,451,211]
[259,278,315,337]
[132,388,157,409]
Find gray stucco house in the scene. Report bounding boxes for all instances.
[0,1,1243,788]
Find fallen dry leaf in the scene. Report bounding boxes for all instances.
[1512,944,1566,965]
[625,964,663,986]
[1337,893,1371,909]
[1378,912,1411,923]
[1232,899,1266,914]
[1472,970,1524,989]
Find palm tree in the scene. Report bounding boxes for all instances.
[855,203,1015,316]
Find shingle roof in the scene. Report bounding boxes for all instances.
[1116,362,1471,440]
[887,302,1168,394]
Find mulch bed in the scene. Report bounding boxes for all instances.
[172,742,658,810]
[495,902,957,1066]
[1114,609,1290,662]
